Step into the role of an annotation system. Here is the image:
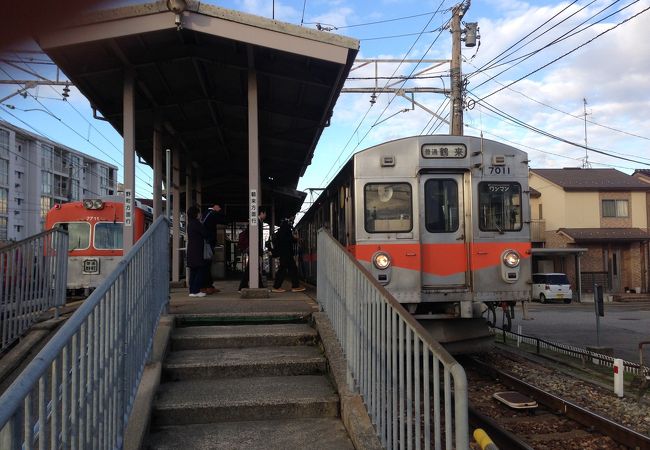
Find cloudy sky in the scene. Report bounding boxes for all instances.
[1,0,649,205]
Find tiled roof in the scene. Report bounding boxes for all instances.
[531,168,650,191]
[558,228,650,242]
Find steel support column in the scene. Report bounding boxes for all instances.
[123,69,135,251]
[153,125,163,218]
[185,167,192,285]
[196,167,202,209]
[248,70,260,289]
[172,150,181,283]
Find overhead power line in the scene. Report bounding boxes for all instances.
[474,3,650,103]
[469,93,650,167]
[304,9,449,31]
[317,3,449,188]
[464,60,650,151]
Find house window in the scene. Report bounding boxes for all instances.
[41,144,53,170]
[40,196,53,219]
[0,188,7,214]
[0,217,7,240]
[602,199,628,218]
[41,171,53,195]
[0,129,9,159]
[0,159,8,185]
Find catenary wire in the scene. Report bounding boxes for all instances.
[319,1,453,187]
[8,54,156,187]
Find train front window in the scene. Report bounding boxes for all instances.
[478,182,522,232]
[424,179,459,232]
[94,223,123,250]
[364,183,412,233]
[56,222,90,251]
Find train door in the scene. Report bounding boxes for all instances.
[420,174,468,288]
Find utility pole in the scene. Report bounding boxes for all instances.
[583,98,588,167]
[450,3,466,135]
[339,2,478,136]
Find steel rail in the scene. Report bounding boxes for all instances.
[471,358,650,449]
[467,405,534,450]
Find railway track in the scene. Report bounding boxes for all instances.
[464,356,650,449]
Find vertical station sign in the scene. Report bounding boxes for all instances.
[125,189,133,226]
[249,189,257,226]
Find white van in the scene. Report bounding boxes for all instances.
[532,273,572,304]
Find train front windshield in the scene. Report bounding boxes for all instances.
[364,183,413,233]
[478,182,522,232]
[94,223,123,250]
[56,222,90,251]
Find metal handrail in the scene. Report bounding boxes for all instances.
[1,228,69,353]
[495,327,649,376]
[317,229,469,450]
[0,216,169,450]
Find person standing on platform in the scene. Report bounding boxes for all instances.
[271,219,305,293]
[201,203,227,294]
[186,205,209,298]
[238,208,267,291]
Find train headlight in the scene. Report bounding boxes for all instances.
[502,250,520,268]
[373,252,391,270]
[83,199,104,210]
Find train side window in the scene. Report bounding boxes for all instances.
[478,182,522,232]
[424,179,459,233]
[55,222,90,251]
[364,183,412,233]
[94,222,123,250]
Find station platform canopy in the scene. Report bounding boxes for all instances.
[36,1,359,221]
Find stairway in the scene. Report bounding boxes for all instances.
[145,320,355,449]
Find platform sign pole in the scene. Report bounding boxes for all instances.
[594,283,604,347]
[248,70,260,289]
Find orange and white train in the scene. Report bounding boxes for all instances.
[45,196,153,294]
[296,135,531,350]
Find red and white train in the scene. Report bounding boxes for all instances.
[45,196,153,294]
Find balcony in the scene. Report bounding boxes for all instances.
[531,219,546,242]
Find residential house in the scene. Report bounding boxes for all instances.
[529,168,650,295]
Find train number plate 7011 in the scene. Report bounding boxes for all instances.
[83,258,100,274]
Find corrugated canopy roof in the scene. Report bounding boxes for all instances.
[531,168,650,192]
[558,228,650,242]
[36,1,359,221]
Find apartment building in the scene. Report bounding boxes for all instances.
[530,168,650,294]
[0,120,118,242]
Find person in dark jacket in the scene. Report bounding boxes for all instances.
[201,203,227,293]
[238,208,267,291]
[186,205,210,297]
[271,219,305,293]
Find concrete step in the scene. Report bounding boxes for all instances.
[153,376,340,426]
[171,323,318,350]
[163,346,327,380]
[145,418,355,450]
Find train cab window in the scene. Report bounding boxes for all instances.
[55,222,90,251]
[424,179,459,232]
[364,183,412,233]
[94,222,123,250]
[478,182,522,232]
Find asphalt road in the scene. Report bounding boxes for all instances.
[506,301,650,362]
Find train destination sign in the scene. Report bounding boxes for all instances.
[421,143,467,159]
